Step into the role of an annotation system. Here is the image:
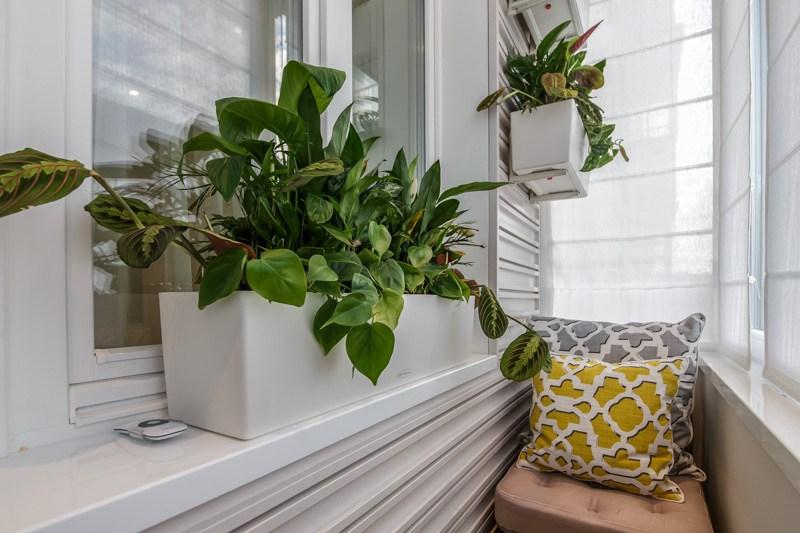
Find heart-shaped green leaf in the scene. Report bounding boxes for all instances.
[346,322,395,385]
[198,248,247,309]
[246,249,307,307]
[324,293,373,328]
[313,298,350,354]
[370,259,405,294]
[399,263,425,292]
[358,248,380,266]
[368,221,391,257]
[373,291,404,330]
[408,245,433,268]
[308,254,338,283]
[325,251,362,282]
[431,271,465,300]
[351,273,379,306]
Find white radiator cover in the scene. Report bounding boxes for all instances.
[148,373,530,532]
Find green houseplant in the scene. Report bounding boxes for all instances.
[477,20,627,172]
[0,61,549,395]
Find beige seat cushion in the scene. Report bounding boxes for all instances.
[495,465,713,533]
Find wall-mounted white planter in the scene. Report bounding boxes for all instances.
[510,99,589,201]
[159,292,475,439]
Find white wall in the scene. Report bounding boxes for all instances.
[0,0,7,458]
[0,0,74,454]
[438,0,493,353]
[696,372,800,533]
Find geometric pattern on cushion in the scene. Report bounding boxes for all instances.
[519,355,687,502]
[528,313,706,481]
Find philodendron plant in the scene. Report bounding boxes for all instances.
[477,20,628,172]
[0,60,550,384]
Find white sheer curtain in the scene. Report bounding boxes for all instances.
[764,1,800,397]
[718,0,752,366]
[541,0,716,344]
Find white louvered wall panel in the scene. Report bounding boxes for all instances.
[147,373,530,533]
[493,0,541,350]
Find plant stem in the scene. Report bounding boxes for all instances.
[89,171,145,230]
[177,235,207,267]
[507,314,535,333]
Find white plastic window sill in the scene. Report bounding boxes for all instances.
[699,351,800,493]
[0,355,497,532]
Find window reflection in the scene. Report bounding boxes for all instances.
[92,0,302,349]
[352,0,425,165]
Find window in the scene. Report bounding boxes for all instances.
[747,0,766,338]
[85,0,302,376]
[352,0,426,165]
[67,0,433,412]
[543,1,716,336]
[762,0,800,398]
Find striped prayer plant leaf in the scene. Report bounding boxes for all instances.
[116,224,185,268]
[478,286,508,339]
[0,148,92,218]
[499,330,551,382]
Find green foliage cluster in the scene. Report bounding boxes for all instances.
[0,60,549,384]
[477,20,628,172]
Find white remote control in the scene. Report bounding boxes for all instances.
[114,419,188,441]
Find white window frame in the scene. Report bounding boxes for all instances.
[59,0,438,420]
[748,0,767,364]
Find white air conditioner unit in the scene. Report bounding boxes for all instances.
[508,0,589,43]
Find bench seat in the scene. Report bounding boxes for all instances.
[495,465,714,533]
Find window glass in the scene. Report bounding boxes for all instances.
[748,0,766,333]
[92,0,302,349]
[352,0,426,165]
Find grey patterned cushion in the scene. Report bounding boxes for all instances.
[528,313,706,481]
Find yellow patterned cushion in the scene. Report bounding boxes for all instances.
[518,354,686,502]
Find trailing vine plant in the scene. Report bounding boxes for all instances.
[0,60,549,384]
[477,20,628,172]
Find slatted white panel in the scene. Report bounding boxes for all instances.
[493,0,541,349]
[146,375,530,533]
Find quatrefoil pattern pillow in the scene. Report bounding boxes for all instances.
[519,355,686,502]
[528,313,706,481]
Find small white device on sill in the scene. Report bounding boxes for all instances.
[114,419,188,441]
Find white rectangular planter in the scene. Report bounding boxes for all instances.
[510,99,589,201]
[159,292,475,439]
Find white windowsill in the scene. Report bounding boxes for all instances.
[699,352,800,493]
[0,355,497,532]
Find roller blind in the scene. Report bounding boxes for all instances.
[763,1,800,397]
[542,0,716,344]
[718,0,752,366]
